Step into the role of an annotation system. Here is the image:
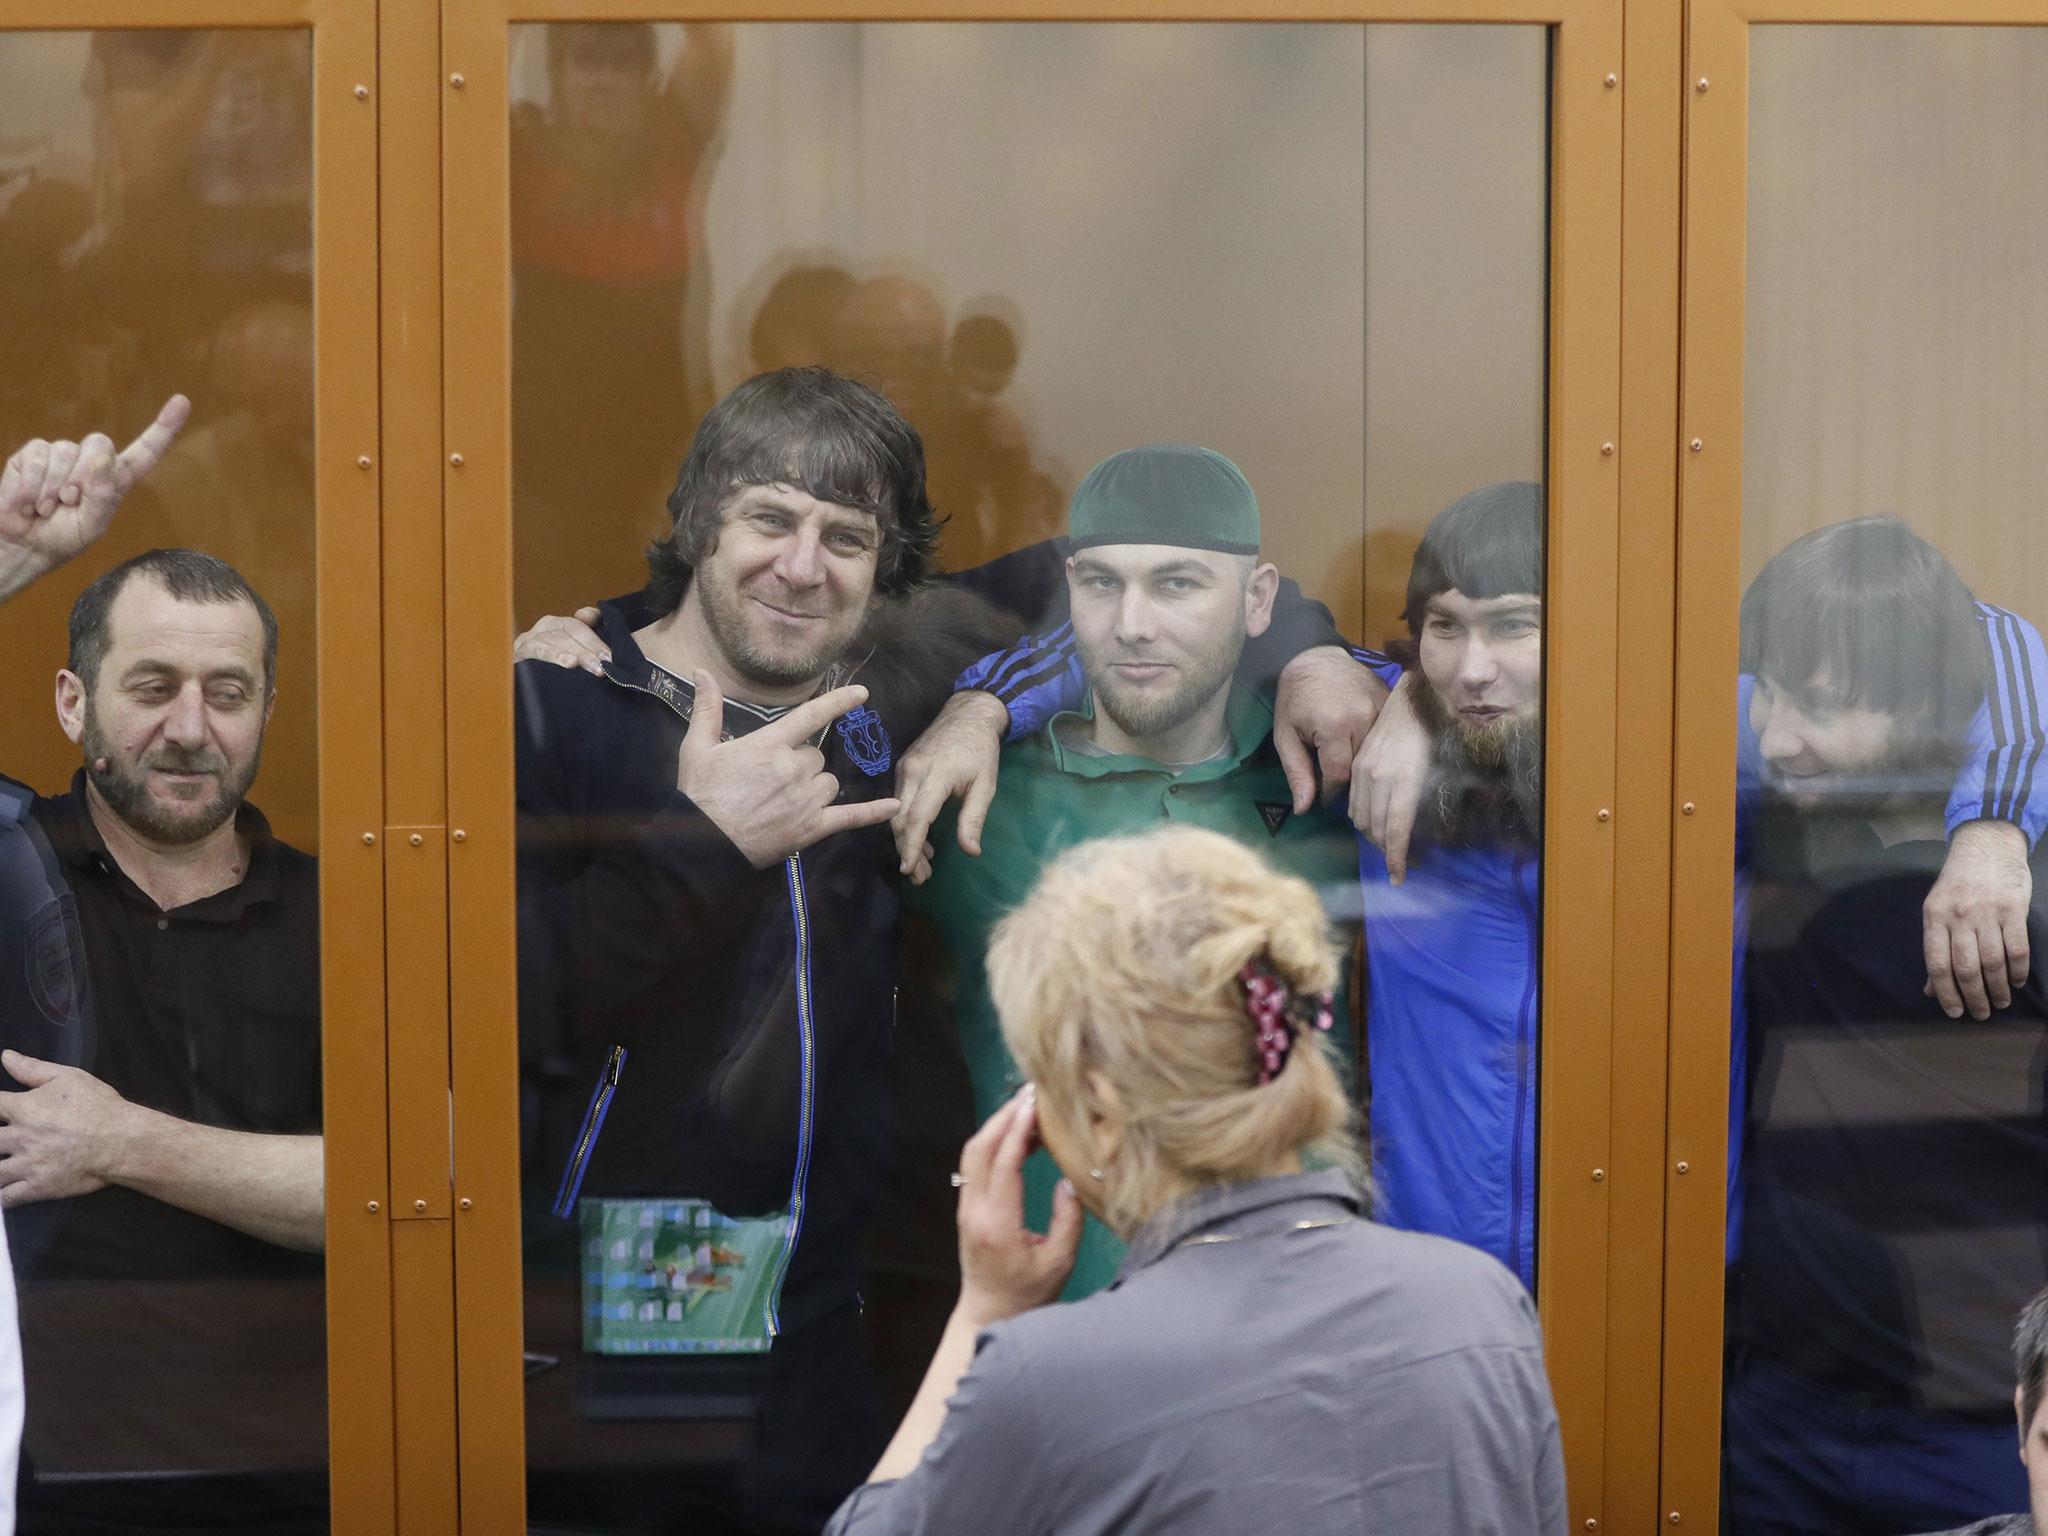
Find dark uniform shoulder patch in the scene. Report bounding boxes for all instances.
[26,895,86,1029]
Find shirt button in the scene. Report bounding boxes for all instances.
[156,918,169,932]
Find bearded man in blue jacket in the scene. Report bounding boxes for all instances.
[1351,489,2044,1292]
[1350,483,1547,1288]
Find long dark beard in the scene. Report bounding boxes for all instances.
[1411,682,1544,850]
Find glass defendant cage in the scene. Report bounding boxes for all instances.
[0,0,2038,1531]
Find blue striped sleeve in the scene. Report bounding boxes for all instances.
[956,621,1085,744]
[1348,646,1404,693]
[1949,603,2048,847]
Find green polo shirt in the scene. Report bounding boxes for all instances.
[907,684,1359,1298]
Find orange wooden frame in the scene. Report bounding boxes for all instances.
[0,2,392,1531]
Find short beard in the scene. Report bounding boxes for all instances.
[695,564,864,689]
[83,702,261,846]
[1080,622,1245,750]
[1411,682,1544,850]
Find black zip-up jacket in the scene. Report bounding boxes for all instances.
[514,548,1341,1334]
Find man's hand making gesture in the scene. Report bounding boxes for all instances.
[0,394,190,605]
[679,674,900,867]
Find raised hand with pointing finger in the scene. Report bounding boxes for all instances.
[678,672,901,867]
[0,393,192,605]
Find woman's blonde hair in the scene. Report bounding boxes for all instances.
[987,825,1362,1236]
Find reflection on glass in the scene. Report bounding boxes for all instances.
[513,22,733,630]
[1725,27,2048,1536]
[509,21,1545,1534]
[0,27,325,1534]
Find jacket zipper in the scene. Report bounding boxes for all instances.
[765,854,819,1338]
[1509,852,1541,1288]
[552,1044,625,1219]
[577,657,825,1333]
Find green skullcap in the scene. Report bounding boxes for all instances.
[1067,443,1260,556]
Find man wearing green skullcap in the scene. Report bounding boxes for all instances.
[905,443,1361,1299]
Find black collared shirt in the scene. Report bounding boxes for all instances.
[4,770,321,1280]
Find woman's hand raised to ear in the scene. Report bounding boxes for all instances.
[954,1086,1083,1329]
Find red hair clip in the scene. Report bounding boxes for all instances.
[1238,958,1334,1085]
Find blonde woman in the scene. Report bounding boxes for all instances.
[828,825,1566,1536]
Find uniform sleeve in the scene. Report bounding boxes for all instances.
[1947,603,2048,847]
[0,1209,19,1535]
[825,1328,1055,1536]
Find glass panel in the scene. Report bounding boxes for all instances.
[1725,25,2048,1536]
[509,21,1545,1532]
[0,27,326,1532]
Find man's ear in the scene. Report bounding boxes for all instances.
[55,670,87,745]
[1243,561,1280,640]
[2018,1386,2029,1454]
[264,689,278,732]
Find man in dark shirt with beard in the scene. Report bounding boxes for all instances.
[0,401,325,1531]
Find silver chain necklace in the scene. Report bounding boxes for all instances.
[1174,1216,1353,1250]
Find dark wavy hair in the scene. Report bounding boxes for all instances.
[1402,481,1545,639]
[2019,1285,2048,1439]
[69,548,279,691]
[1739,517,1987,753]
[646,367,939,614]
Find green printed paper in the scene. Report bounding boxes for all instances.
[580,1198,789,1355]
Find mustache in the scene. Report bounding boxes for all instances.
[139,747,229,775]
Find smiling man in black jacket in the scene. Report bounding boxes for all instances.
[516,369,994,1534]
